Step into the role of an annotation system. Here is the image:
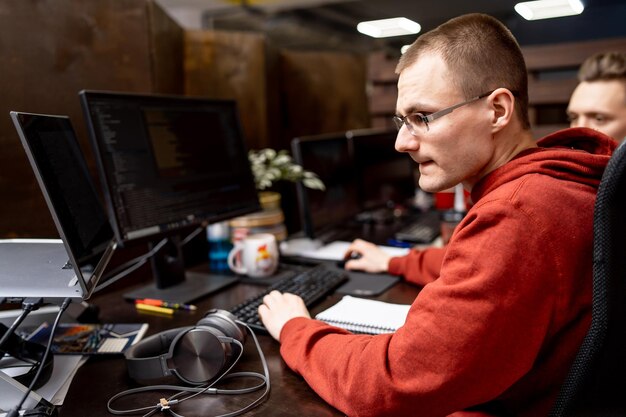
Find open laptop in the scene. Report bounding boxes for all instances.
[2,112,116,304]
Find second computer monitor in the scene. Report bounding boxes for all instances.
[292,132,361,240]
[292,129,417,240]
[80,91,259,243]
[347,128,416,211]
[80,90,260,303]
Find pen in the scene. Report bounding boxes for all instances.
[135,303,174,315]
[135,298,197,311]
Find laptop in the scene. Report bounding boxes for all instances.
[2,112,116,304]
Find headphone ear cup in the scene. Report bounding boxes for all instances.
[198,309,246,344]
[171,326,228,385]
[123,310,247,386]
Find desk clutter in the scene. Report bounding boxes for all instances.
[0,320,148,412]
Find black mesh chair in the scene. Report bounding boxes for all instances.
[550,140,626,416]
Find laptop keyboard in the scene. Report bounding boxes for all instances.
[230,264,348,333]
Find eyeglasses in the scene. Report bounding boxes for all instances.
[393,90,494,135]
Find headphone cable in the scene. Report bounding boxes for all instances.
[107,322,270,417]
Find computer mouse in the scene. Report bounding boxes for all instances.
[336,251,362,269]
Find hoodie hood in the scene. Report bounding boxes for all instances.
[472,127,616,203]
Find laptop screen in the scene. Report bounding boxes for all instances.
[12,113,114,272]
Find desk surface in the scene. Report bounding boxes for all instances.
[57,265,420,417]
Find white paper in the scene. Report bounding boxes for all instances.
[300,240,410,261]
[315,295,411,334]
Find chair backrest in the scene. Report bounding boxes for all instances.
[550,140,626,416]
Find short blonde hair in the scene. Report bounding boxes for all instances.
[578,52,626,83]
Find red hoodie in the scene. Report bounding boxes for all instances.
[278,128,616,417]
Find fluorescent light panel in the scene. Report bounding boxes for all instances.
[515,0,584,20]
[357,17,421,38]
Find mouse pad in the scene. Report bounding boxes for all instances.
[329,266,401,296]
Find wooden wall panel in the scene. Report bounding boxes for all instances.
[184,30,269,150]
[523,37,626,71]
[523,37,626,138]
[367,51,399,130]
[279,50,370,149]
[0,0,183,238]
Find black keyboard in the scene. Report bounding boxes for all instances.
[230,264,348,333]
[394,212,440,243]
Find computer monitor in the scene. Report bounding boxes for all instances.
[291,132,361,240]
[347,128,416,211]
[79,90,260,303]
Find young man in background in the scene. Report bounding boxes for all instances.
[568,51,626,142]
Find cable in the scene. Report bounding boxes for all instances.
[94,239,168,293]
[6,297,71,417]
[180,227,204,246]
[0,298,43,352]
[107,339,246,416]
[107,322,270,417]
[95,226,203,294]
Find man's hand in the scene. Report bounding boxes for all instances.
[258,290,311,341]
[344,239,392,273]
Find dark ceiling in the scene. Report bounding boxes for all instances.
[199,0,626,55]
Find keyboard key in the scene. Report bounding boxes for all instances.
[230,264,348,333]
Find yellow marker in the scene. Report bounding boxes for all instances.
[135,303,174,315]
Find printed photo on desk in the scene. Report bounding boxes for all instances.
[29,323,148,355]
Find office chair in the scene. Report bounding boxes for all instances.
[549,140,626,417]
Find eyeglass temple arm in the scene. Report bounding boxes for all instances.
[424,90,494,122]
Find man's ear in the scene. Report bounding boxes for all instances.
[489,88,515,133]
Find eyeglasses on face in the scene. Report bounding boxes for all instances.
[393,90,495,135]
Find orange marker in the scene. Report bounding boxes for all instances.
[135,303,174,315]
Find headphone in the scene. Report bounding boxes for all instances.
[0,323,54,389]
[125,309,246,385]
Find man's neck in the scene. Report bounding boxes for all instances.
[464,128,537,190]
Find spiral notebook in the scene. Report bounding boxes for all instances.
[315,296,411,335]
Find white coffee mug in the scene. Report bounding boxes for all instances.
[227,233,279,277]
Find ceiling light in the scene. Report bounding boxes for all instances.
[514,0,584,20]
[357,17,421,38]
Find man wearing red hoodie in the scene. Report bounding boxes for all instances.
[258,13,616,417]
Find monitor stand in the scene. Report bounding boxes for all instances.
[122,236,239,304]
[122,270,238,305]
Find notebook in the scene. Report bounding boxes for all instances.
[1,112,117,304]
[315,295,411,335]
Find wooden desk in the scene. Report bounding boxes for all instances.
[57,266,420,416]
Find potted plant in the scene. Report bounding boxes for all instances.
[226,148,324,242]
[248,148,325,209]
